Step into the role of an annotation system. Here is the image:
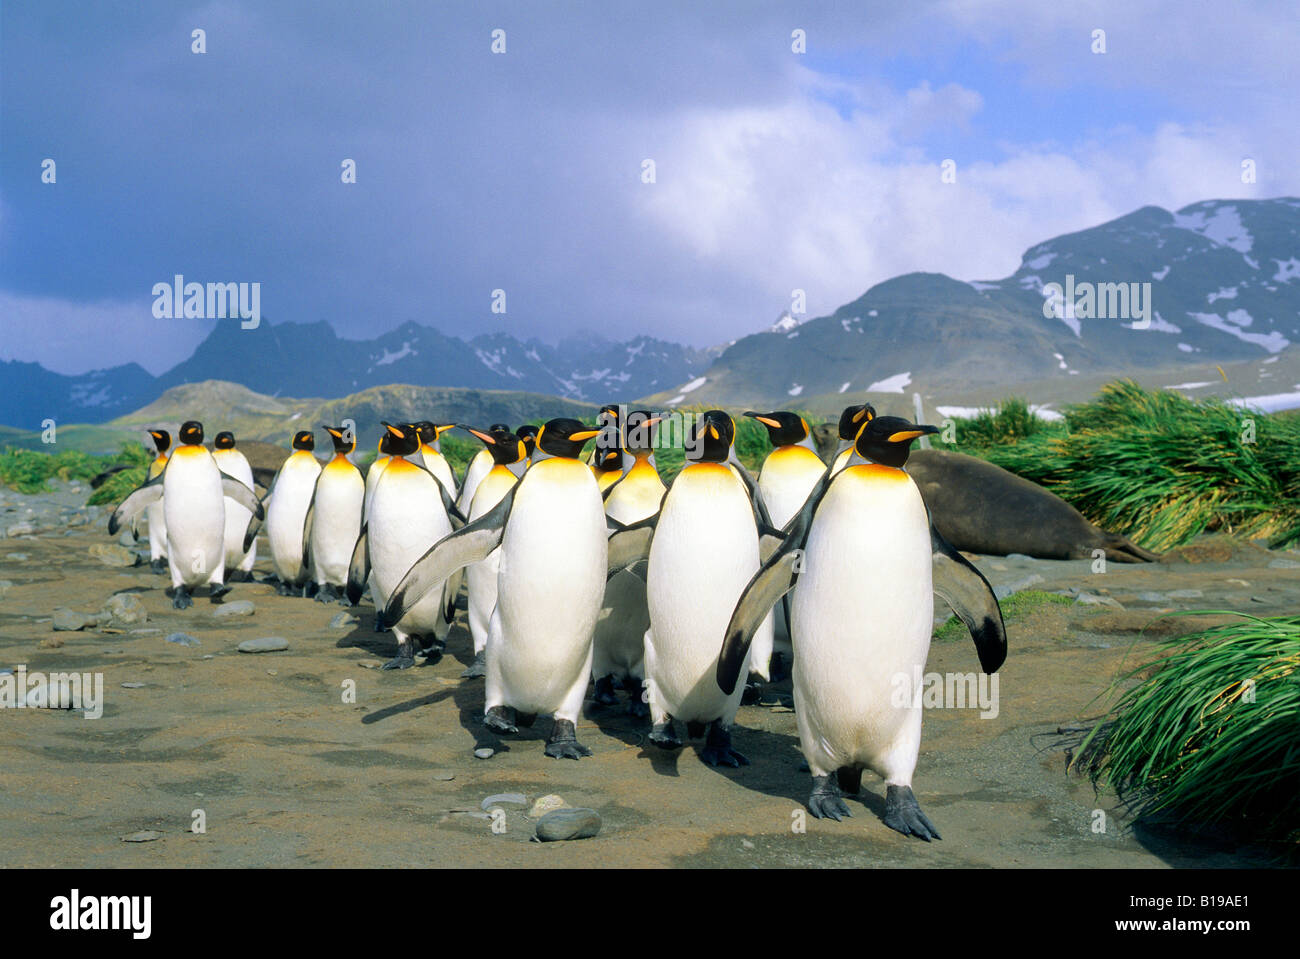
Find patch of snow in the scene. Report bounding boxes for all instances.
[1188,312,1290,353]
[1166,381,1214,390]
[866,372,912,394]
[867,309,878,317]
[838,382,851,393]
[1018,275,1044,292]
[1177,343,1197,353]
[1273,258,1300,283]
[666,395,685,406]
[786,331,799,339]
[1263,355,1279,364]
[1227,390,1300,413]
[525,348,541,362]
[1152,265,1170,280]
[374,341,415,366]
[770,312,800,334]
[1173,204,1253,253]
[787,384,804,397]
[1130,311,1181,334]
[678,376,707,394]
[968,281,1001,292]
[1025,252,1056,270]
[1053,352,1068,370]
[1207,286,1238,303]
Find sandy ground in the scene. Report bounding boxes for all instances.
[1,481,1296,868]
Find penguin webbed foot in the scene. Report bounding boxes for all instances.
[544,719,592,760]
[209,583,232,602]
[171,587,193,611]
[648,719,682,750]
[808,774,852,822]
[741,682,763,706]
[381,656,415,670]
[836,766,863,797]
[460,650,487,679]
[416,637,445,666]
[275,580,294,596]
[483,705,518,735]
[592,675,619,706]
[700,722,748,768]
[150,558,168,575]
[624,677,649,718]
[883,784,941,842]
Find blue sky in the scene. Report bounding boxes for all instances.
[2,0,1297,374]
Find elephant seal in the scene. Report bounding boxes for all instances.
[907,449,1159,562]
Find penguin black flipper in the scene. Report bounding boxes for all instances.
[241,492,270,553]
[728,457,775,531]
[606,514,657,576]
[929,518,1007,674]
[220,471,265,521]
[107,470,166,535]
[345,525,370,606]
[413,462,468,529]
[758,522,786,564]
[300,489,317,573]
[381,483,519,629]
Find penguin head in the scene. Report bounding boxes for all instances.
[853,416,939,468]
[415,420,454,449]
[147,429,171,454]
[592,426,624,474]
[178,421,204,446]
[623,410,662,455]
[213,431,236,450]
[376,433,392,456]
[291,430,315,452]
[837,403,876,441]
[462,425,526,467]
[381,422,421,458]
[685,409,734,463]
[744,410,810,448]
[597,404,621,428]
[323,425,355,455]
[516,424,539,458]
[535,418,601,459]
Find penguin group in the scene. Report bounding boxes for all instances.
[107,401,1007,840]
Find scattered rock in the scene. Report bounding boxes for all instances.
[121,682,146,689]
[7,522,36,537]
[481,793,528,812]
[535,807,601,842]
[116,531,137,548]
[1268,558,1300,569]
[994,574,1045,600]
[121,831,162,843]
[213,600,255,618]
[7,553,29,561]
[1075,593,1124,609]
[1005,553,1035,561]
[0,579,13,598]
[357,660,382,669]
[1167,589,1204,599]
[237,636,288,653]
[52,608,90,631]
[529,794,568,818]
[165,632,200,648]
[432,772,455,782]
[1132,592,1169,603]
[329,611,358,629]
[88,543,138,568]
[130,628,162,636]
[474,747,495,760]
[103,593,148,625]
[39,636,65,649]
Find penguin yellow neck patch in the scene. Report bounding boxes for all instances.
[844,463,908,483]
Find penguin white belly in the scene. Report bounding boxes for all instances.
[645,465,762,723]
[457,449,492,515]
[145,458,168,561]
[363,457,390,521]
[756,446,826,661]
[491,458,606,717]
[369,461,452,632]
[593,466,664,680]
[466,468,517,655]
[419,448,457,499]
[214,449,256,572]
[790,465,933,782]
[162,448,226,587]
[267,455,320,585]
[310,461,364,586]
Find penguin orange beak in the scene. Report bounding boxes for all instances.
[569,429,600,443]
[885,426,940,443]
[383,422,406,439]
[434,424,456,437]
[744,412,782,429]
[464,427,495,445]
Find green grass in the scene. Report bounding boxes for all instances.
[1073,612,1300,848]
[945,381,1300,550]
[646,406,774,484]
[933,589,1071,641]
[0,442,149,497]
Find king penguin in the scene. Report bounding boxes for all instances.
[414,420,459,498]
[605,410,766,766]
[457,422,510,519]
[266,430,322,596]
[211,431,258,581]
[304,425,365,604]
[109,421,263,609]
[143,429,171,574]
[591,409,664,717]
[381,418,606,759]
[515,424,539,467]
[718,414,1008,840]
[363,433,394,523]
[830,402,876,475]
[349,422,457,669]
[742,410,827,678]
[458,425,528,679]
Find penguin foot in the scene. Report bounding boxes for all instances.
[483,705,518,735]
[836,766,863,797]
[313,584,337,603]
[883,784,941,842]
[623,677,649,717]
[515,712,537,729]
[209,583,232,601]
[700,723,749,768]
[648,720,682,750]
[275,581,293,596]
[593,675,619,706]
[381,656,415,670]
[171,587,193,611]
[150,558,168,575]
[741,682,763,706]
[417,646,444,667]
[685,720,706,739]
[808,775,851,821]
[544,719,592,760]
[460,651,487,679]
[372,617,386,633]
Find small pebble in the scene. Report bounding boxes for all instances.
[7,523,36,537]
[329,612,359,629]
[534,807,601,842]
[432,772,455,782]
[474,747,495,760]
[1167,589,1204,599]
[529,794,568,818]
[121,682,146,689]
[1268,558,1300,569]
[103,593,148,625]
[237,636,288,653]
[6,553,29,561]
[213,600,256,618]
[89,543,138,568]
[52,608,90,631]
[166,632,200,648]
[1075,593,1124,609]
[481,793,527,812]
[121,831,162,843]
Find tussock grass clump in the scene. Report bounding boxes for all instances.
[950,397,1060,449]
[951,381,1300,550]
[1,443,149,498]
[1074,613,1300,847]
[933,589,1071,642]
